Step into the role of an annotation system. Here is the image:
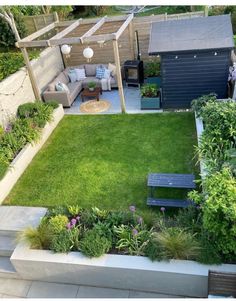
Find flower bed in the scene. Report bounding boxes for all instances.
[0,102,64,203]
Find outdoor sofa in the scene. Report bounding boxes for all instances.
[43,64,118,107]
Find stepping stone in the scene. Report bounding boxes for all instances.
[0,206,47,234]
[76,286,130,298]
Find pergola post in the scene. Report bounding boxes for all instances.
[113,40,126,113]
[128,20,135,60]
[0,10,41,100]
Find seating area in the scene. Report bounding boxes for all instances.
[43,63,118,107]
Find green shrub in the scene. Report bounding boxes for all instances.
[49,215,69,234]
[50,229,73,253]
[19,218,52,249]
[191,93,217,117]
[46,101,59,110]
[140,83,159,98]
[144,237,164,261]
[152,228,200,260]
[17,101,54,128]
[92,221,114,242]
[79,229,112,258]
[105,210,137,227]
[0,51,39,81]
[144,60,161,77]
[189,168,236,257]
[114,224,151,256]
[67,205,81,217]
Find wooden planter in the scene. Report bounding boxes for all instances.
[141,95,161,110]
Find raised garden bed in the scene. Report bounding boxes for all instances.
[0,104,64,204]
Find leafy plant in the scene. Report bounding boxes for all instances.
[189,168,236,257]
[67,205,81,217]
[144,60,161,77]
[49,215,69,234]
[87,81,96,89]
[50,229,74,253]
[140,83,159,98]
[19,218,52,249]
[191,93,217,117]
[114,224,151,256]
[152,227,200,260]
[79,229,112,258]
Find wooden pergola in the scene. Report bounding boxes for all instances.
[16,14,135,113]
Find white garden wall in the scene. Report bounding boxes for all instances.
[11,242,236,298]
[0,105,64,204]
[0,47,63,127]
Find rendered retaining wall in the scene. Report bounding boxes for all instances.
[0,47,63,127]
[0,105,64,204]
[11,242,236,298]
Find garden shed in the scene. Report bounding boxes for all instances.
[148,15,234,108]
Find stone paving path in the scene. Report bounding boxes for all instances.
[0,278,182,298]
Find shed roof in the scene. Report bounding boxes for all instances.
[148,14,234,55]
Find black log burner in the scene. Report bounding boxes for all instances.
[124,31,144,87]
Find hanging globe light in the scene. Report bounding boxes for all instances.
[61,44,72,58]
[83,46,94,62]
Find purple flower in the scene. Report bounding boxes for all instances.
[132,228,138,236]
[196,205,201,210]
[129,205,136,212]
[5,124,12,133]
[76,215,80,221]
[66,223,71,229]
[71,218,77,226]
[137,216,143,225]
[160,207,166,212]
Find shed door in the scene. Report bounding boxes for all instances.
[161,50,230,109]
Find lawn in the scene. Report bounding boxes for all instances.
[5,113,199,219]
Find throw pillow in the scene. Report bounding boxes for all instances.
[68,70,77,83]
[96,66,105,79]
[108,63,116,76]
[103,68,111,79]
[75,68,86,81]
[55,82,69,93]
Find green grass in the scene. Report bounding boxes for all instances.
[5,113,199,219]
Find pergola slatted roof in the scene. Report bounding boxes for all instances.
[15,13,135,113]
[16,14,134,48]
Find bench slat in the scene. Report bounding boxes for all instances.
[147,197,194,208]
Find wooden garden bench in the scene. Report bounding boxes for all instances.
[208,270,236,298]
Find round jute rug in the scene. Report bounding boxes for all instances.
[80,100,111,113]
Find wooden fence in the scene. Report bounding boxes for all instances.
[65,11,205,66]
[23,13,58,35]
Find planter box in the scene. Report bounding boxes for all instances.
[141,96,161,110]
[0,105,64,204]
[144,76,161,86]
[11,242,236,298]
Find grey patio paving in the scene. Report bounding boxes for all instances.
[65,86,163,115]
[0,277,184,298]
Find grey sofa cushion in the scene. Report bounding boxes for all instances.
[68,81,82,102]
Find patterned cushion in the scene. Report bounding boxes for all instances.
[75,68,86,81]
[103,68,111,79]
[55,82,69,93]
[96,66,105,79]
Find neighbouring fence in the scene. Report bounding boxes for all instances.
[0,46,64,127]
[22,13,58,35]
[65,11,205,66]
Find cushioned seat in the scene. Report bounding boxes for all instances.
[68,81,82,102]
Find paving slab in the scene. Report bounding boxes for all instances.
[76,286,130,298]
[27,281,79,298]
[129,290,182,298]
[0,206,47,233]
[0,278,32,297]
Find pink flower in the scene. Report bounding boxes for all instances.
[129,205,136,212]
[160,207,165,212]
[76,215,80,221]
[71,218,77,226]
[66,223,71,229]
[132,228,138,236]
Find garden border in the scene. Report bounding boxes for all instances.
[0,105,64,204]
[11,241,236,298]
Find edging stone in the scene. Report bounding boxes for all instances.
[11,242,236,298]
[0,105,64,204]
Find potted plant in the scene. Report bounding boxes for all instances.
[88,81,96,91]
[144,60,161,86]
[140,83,161,109]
